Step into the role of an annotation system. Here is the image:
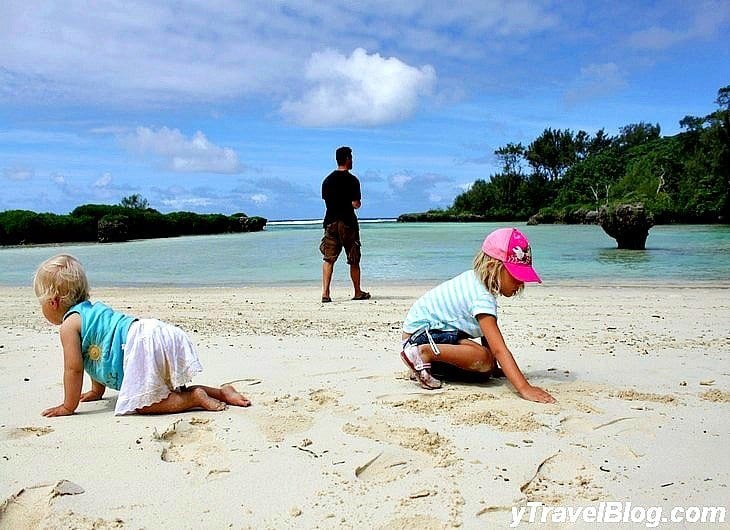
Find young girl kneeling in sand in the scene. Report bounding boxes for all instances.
[400,228,555,403]
[34,254,251,417]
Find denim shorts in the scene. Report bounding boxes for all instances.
[408,329,470,346]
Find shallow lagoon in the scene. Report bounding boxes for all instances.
[1,222,728,286]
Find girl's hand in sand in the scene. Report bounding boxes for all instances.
[42,404,74,417]
[519,385,556,404]
[80,390,104,402]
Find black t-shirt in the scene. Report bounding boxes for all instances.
[322,170,361,228]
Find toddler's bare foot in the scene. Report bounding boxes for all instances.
[221,384,251,407]
[192,387,227,411]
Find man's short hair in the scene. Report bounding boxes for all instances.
[336,146,352,165]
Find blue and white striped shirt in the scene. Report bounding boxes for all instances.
[403,270,498,338]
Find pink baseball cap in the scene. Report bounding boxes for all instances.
[481,227,541,283]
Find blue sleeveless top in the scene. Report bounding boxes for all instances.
[64,301,136,390]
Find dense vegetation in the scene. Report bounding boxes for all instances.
[399,86,729,224]
[0,194,267,245]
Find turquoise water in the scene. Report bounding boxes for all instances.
[1,222,729,286]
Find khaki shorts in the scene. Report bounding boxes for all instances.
[319,221,361,265]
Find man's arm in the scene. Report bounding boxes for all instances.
[352,176,362,209]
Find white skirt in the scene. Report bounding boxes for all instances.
[115,319,203,415]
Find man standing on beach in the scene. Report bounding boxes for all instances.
[319,146,370,303]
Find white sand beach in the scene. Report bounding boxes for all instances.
[0,283,728,529]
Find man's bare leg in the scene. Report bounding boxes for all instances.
[349,263,364,297]
[322,260,334,300]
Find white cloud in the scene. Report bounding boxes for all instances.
[48,171,138,205]
[0,2,556,106]
[124,127,241,174]
[564,63,627,105]
[3,167,34,180]
[627,0,730,50]
[160,197,214,209]
[89,126,130,135]
[627,26,684,50]
[93,173,113,188]
[387,170,451,200]
[280,48,436,126]
[389,173,414,190]
[145,179,307,216]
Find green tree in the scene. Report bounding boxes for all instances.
[407,85,728,224]
[716,85,730,110]
[494,143,525,176]
[615,122,661,150]
[120,194,149,209]
[525,128,578,181]
[586,129,614,156]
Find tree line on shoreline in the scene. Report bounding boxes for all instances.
[0,194,267,246]
[399,86,729,225]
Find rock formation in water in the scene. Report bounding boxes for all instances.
[598,203,654,250]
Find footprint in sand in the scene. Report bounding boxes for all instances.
[379,515,445,530]
[609,389,678,405]
[343,420,458,467]
[2,426,54,441]
[385,392,546,433]
[520,451,604,505]
[153,417,228,473]
[353,449,429,484]
[308,388,342,408]
[558,413,665,436]
[0,484,53,528]
[699,389,730,402]
[0,481,112,529]
[255,389,342,442]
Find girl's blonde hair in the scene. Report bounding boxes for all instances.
[33,254,90,308]
[473,250,524,296]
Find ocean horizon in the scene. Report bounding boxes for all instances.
[1,221,729,287]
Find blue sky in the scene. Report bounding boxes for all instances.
[1,1,728,221]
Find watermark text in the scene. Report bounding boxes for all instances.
[510,502,726,528]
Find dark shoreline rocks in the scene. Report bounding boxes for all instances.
[528,209,599,225]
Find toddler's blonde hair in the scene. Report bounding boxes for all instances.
[33,254,90,309]
[473,250,524,296]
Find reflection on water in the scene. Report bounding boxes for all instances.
[596,248,652,267]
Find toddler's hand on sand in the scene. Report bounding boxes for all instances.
[42,404,74,417]
[519,385,556,404]
[80,390,104,402]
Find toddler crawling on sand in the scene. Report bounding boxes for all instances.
[34,253,251,416]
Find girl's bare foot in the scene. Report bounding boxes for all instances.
[221,384,251,407]
[192,387,227,411]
